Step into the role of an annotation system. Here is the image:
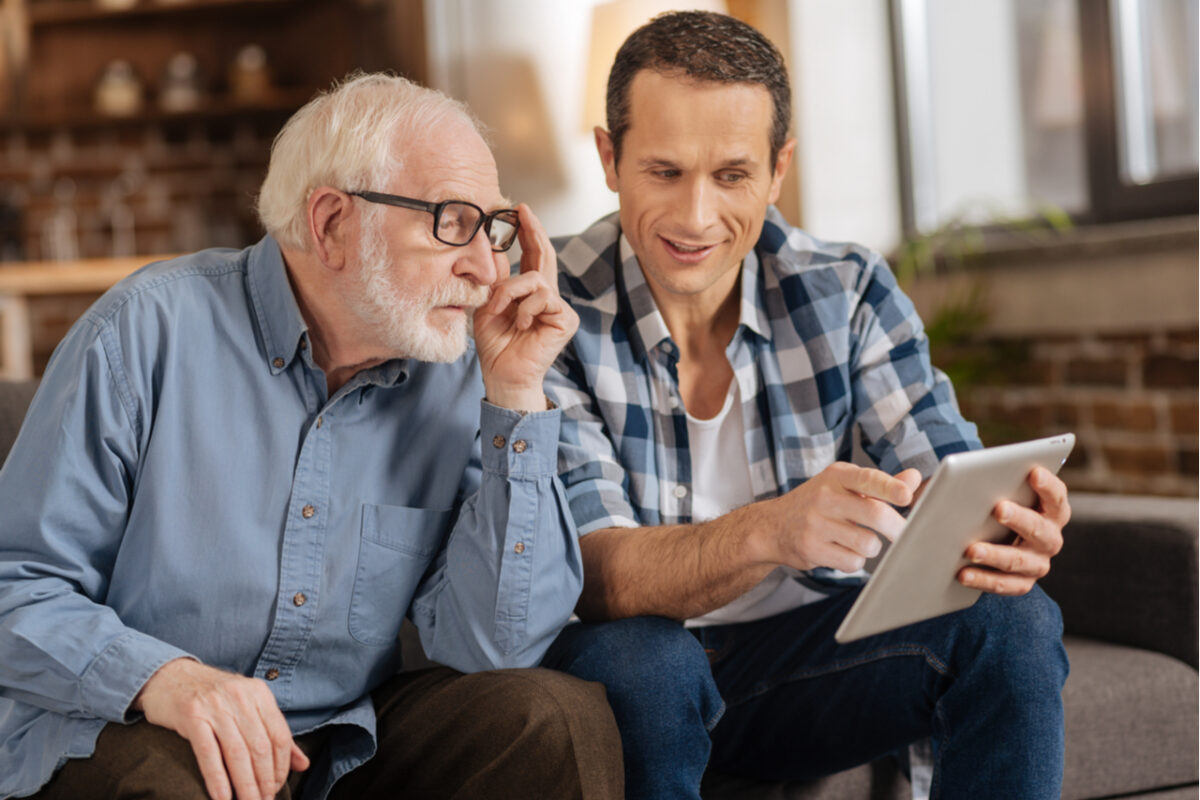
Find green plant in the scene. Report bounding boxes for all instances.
[893,204,1073,287]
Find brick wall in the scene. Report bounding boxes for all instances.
[907,218,1198,498]
[935,329,1198,497]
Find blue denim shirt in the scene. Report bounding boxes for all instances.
[0,237,582,799]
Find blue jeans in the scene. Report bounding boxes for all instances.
[541,585,1068,800]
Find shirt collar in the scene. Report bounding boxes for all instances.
[616,233,773,363]
[245,236,429,389]
[737,247,773,342]
[618,234,673,362]
[247,236,309,376]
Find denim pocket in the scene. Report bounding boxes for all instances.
[349,503,452,646]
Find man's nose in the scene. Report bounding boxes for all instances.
[453,227,500,286]
[679,177,717,233]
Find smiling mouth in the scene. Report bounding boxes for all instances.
[662,237,718,260]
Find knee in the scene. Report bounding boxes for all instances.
[481,669,624,794]
[501,667,616,725]
[963,585,1068,688]
[974,584,1064,645]
[550,617,713,698]
[51,722,211,800]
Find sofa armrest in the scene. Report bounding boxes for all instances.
[1040,493,1198,669]
[0,379,38,467]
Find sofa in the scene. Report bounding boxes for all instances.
[0,378,1196,799]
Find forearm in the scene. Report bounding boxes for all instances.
[577,501,777,622]
[0,576,193,719]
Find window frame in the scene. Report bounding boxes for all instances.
[888,0,1199,237]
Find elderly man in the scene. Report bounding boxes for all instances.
[0,73,622,800]
[542,11,1071,800]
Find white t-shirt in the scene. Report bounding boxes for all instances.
[683,378,826,627]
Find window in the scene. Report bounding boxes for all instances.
[891,0,1198,234]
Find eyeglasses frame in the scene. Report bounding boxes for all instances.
[347,190,521,252]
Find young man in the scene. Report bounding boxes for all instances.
[542,12,1070,799]
[0,74,623,800]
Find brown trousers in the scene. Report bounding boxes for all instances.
[34,666,624,800]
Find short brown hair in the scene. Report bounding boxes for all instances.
[605,10,791,167]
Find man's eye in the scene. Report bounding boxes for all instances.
[718,172,747,183]
[653,169,680,179]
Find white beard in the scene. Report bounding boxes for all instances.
[354,217,490,363]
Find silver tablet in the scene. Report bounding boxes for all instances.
[834,433,1075,644]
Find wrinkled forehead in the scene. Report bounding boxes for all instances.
[392,117,508,207]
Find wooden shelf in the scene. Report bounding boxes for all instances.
[0,254,181,380]
[0,254,174,294]
[4,89,314,134]
[29,0,299,26]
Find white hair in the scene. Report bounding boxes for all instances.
[256,72,481,252]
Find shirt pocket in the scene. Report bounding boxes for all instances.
[349,503,452,647]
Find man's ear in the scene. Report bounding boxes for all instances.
[307,187,353,271]
[594,127,620,193]
[766,137,797,205]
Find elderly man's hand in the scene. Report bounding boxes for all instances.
[133,658,309,800]
[957,466,1070,595]
[474,204,579,412]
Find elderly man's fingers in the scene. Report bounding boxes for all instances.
[484,271,549,317]
[515,204,556,279]
[291,741,311,772]
[187,724,234,800]
[208,712,263,800]
[257,692,296,791]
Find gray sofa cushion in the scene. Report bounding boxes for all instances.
[1044,508,1199,669]
[1062,635,1199,800]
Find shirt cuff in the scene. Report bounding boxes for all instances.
[80,629,196,722]
[480,399,561,479]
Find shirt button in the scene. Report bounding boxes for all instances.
[514,542,525,554]
[302,504,316,519]
[265,668,280,681]
[316,416,323,428]
[272,357,285,368]
[673,485,689,499]
[512,439,527,454]
[293,592,307,607]
[300,338,308,350]
[492,435,506,449]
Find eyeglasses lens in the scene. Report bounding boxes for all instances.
[488,212,520,251]
[436,202,482,246]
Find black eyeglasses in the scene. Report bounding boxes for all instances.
[348,190,521,252]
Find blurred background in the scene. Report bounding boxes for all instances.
[0,0,1196,497]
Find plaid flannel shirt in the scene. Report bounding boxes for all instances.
[546,207,980,590]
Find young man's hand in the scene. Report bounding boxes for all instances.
[758,462,922,573]
[958,466,1070,595]
[133,658,309,800]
